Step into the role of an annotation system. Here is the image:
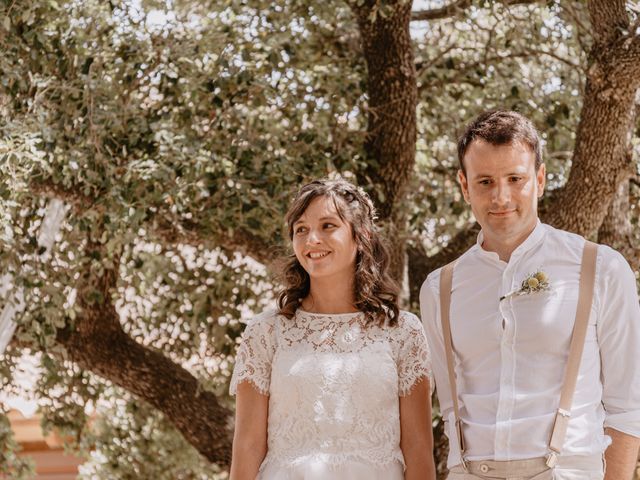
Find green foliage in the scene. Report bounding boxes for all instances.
[0,0,367,474]
[0,0,638,477]
[77,390,227,479]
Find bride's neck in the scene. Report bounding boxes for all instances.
[303,277,358,314]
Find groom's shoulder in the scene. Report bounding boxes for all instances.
[541,222,584,248]
[419,245,477,301]
[418,272,439,315]
[543,224,627,263]
[420,266,442,300]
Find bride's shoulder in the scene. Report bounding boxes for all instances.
[392,310,423,333]
[248,308,281,323]
[242,308,284,334]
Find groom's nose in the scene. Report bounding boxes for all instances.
[492,181,511,205]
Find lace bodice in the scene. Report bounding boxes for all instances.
[230,309,432,473]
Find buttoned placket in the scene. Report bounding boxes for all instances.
[473,223,546,462]
[495,232,546,461]
[495,256,519,461]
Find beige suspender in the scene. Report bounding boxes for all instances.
[548,240,598,460]
[439,259,466,469]
[439,241,598,469]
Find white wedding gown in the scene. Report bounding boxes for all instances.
[230,308,431,479]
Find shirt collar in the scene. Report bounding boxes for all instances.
[475,219,545,262]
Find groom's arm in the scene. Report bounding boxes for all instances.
[603,428,639,480]
[596,249,640,480]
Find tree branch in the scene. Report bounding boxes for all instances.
[411,0,473,22]
[411,0,540,22]
[588,0,629,45]
[152,214,275,266]
[32,178,274,266]
[56,237,233,466]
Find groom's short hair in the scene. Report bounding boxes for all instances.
[457,110,543,174]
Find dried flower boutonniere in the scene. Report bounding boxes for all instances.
[500,271,550,301]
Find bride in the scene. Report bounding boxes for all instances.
[229,178,436,480]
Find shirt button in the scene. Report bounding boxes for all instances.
[480,464,489,473]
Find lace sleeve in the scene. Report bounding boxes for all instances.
[394,312,432,397]
[229,311,277,396]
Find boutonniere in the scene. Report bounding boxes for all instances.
[500,271,550,301]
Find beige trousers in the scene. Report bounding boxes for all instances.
[447,454,604,480]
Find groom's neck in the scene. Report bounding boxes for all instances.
[481,222,538,263]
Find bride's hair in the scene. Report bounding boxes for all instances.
[277,178,400,326]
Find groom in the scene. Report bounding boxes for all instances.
[420,110,640,479]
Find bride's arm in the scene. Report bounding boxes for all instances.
[400,377,437,480]
[230,382,269,480]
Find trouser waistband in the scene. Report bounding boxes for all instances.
[450,454,604,478]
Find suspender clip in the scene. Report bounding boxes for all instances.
[456,418,466,453]
[455,418,468,472]
[545,452,558,468]
[460,456,469,472]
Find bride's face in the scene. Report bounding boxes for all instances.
[291,195,358,283]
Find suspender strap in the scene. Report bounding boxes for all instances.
[439,241,598,469]
[548,240,598,455]
[439,260,466,469]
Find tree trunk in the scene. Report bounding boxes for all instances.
[351,0,417,283]
[598,178,640,270]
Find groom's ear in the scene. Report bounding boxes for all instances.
[458,169,471,204]
[536,163,546,198]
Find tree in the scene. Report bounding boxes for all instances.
[1,0,638,478]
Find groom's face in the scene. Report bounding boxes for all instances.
[458,139,545,248]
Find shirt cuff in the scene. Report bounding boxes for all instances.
[604,410,640,438]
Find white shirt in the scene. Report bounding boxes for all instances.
[230,309,431,479]
[420,221,640,467]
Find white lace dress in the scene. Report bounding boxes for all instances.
[230,308,432,480]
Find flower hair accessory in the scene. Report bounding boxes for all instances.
[500,271,550,301]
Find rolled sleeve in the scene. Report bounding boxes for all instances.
[595,247,640,437]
